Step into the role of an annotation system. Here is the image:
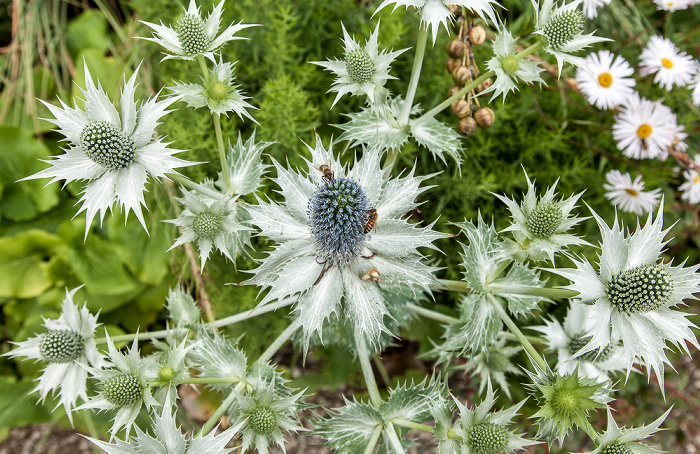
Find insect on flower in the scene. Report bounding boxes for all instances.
[364,208,378,233]
[361,269,381,283]
[318,162,335,183]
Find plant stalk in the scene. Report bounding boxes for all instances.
[354,329,382,407]
[406,302,459,324]
[391,418,434,433]
[363,425,384,454]
[399,26,429,126]
[255,321,299,365]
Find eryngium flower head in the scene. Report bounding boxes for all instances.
[576,407,671,454]
[139,0,257,62]
[602,170,661,215]
[246,136,444,351]
[462,339,523,400]
[21,63,195,238]
[532,0,610,75]
[77,334,159,438]
[2,287,105,423]
[169,58,256,121]
[484,26,546,102]
[311,22,407,109]
[548,204,700,391]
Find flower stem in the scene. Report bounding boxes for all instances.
[485,293,547,371]
[180,377,240,385]
[486,259,512,285]
[384,422,407,454]
[434,279,578,299]
[391,418,434,433]
[255,321,299,365]
[198,381,246,437]
[196,55,209,81]
[406,302,459,324]
[212,113,230,190]
[354,329,382,407]
[168,173,223,199]
[363,425,384,454]
[399,26,428,126]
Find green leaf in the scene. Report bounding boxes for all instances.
[454,214,502,293]
[380,377,443,423]
[0,377,52,430]
[410,116,464,166]
[66,10,109,57]
[0,230,65,298]
[72,50,125,105]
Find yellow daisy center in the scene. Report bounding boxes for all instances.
[598,72,613,87]
[624,188,639,196]
[661,58,674,68]
[694,175,699,185]
[637,124,652,139]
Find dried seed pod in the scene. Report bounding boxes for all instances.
[469,24,486,45]
[477,78,493,93]
[458,116,477,137]
[452,66,470,85]
[446,39,465,58]
[447,4,462,15]
[451,99,470,118]
[446,58,461,75]
[474,107,495,129]
[448,85,462,97]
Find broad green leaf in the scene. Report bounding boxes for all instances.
[0,230,65,298]
[66,10,109,57]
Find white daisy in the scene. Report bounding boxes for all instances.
[246,136,444,351]
[139,0,256,62]
[311,22,407,109]
[690,61,700,106]
[548,204,700,390]
[531,302,626,381]
[373,0,500,44]
[581,0,612,18]
[612,94,680,160]
[603,170,662,215]
[576,407,671,454]
[2,287,105,423]
[575,50,635,110]
[21,63,195,238]
[679,155,700,204]
[653,0,691,11]
[640,36,696,91]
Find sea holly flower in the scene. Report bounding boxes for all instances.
[78,334,159,438]
[603,170,661,215]
[374,0,500,44]
[484,27,546,102]
[165,287,201,327]
[576,407,672,454]
[169,59,256,121]
[532,0,610,75]
[21,63,195,238]
[640,36,696,91]
[139,0,256,62]
[463,338,523,400]
[311,22,408,109]
[494,171,587,263]
[679,155,700,203]
[246,136,444,351]
[2,287,105,423]
[149,337,194,406]
[548,204,700,391]
[85,394,240,454]
[575,51,635,110]
[581,0,612,18]
[532,302,626,381]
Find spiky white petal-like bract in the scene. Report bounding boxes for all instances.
[189,330,247,391]
[165,287,201,327]
[85,393,240,454]
[547,204,700,392]
[219,130,272,197]
[149,336,194,406]
[2,287,105,423]
[640,36,696,91]
[373,0,501,44]
[603,170,661,215]
[532,302,626,381]
[485,27,546,102]
[494,171,588,263]
[575,407,671,454]
[77,334,159,438]
[532,0,611,76]
[21,63,195,238]
[311,22,408,109]
[575,51,636,110]
[679,155,700,203]
[581,0,611,18]
[139,0,257,62]
[246,136,445,352]
[169,59,256,121]
[430,398,465,454]
[463,339,523,400]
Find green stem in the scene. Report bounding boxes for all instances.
[486,259,512,285]
[383,148,400,172]
[255,321,299,365]
[363,425,384,454]
[181,377,239,385]
[198,381,245,437]
[384,422,407,454]
[212,114,230,190]
[373,355,392,388]
[485,293,547,371]
[488,284,579,299]
[196,55,209,81]
[399,26,429,126]
[354,329,382,407]
[391,418,434,433]
[406,302,459,325]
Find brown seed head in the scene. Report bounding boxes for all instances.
[474,107,495,129]
[469,25,486,45]
[446,39,465,58]
[451,99,470,118]
[446,58,461,75]
[458,116,478,137]
[452,66,470,85]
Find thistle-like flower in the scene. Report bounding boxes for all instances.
[139,0,256,62]
[149,336,194,405]
[78,334,159,438]
[603,170,661,215]
[311,22,407,109]
[576,407,671,454]
[246,136,444,351]
[484,27,546,102]
[548,204,700,390]
[495,171,588,263]
[2,287,105,423]
[165,287,201,327]
[532,0,610,75]
[21,64,195,238]
[169,58,256,121]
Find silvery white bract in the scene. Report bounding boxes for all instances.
[374,0,500,44]
[548,204,700,391]
[463,339,522,400]
[165,287,201,327]
[22,63,194,238]
[311,22,407,109]
[85,394,240,454]
[531,302,626,381]
[169,59,257,121]
[218,130,272,197]
[484,27,546,102]
[246,136,444,351]
[2,287,105,423]
[532,0,610,75]
[78,335,159,438]
[575,408,671,454]
[139,0,256,62]
[189,330,247,391]
[149,337,194,406]
[337,97,464,166]
[495,172,588,263]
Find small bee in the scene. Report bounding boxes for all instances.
[363,208,378,234]
[361,269,381,283]
[318,162,335,183]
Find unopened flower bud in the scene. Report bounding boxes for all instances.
[542,10,584,48]
[446,39,465,58]
[452,66,470,85]
[458,116,477,137]
[451,99,470,118]
[469,25,486,45]
[474,107,495,129]
[446,58,461,75]
[477,78,493,93]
